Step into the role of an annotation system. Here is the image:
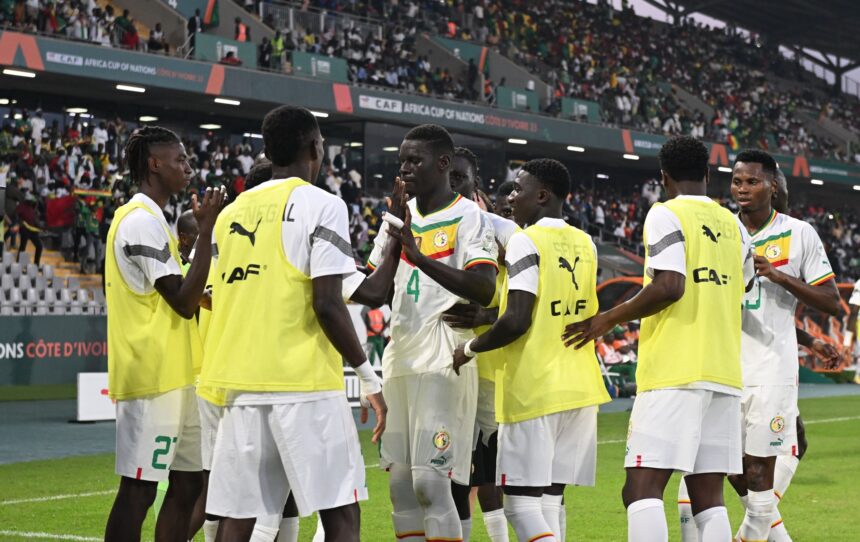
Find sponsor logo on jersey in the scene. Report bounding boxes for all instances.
[692,267,731,285]
[433,430,451,452]
[223,263,262,283]
[701,224,721,243]
[753,230,791,267]
[430,456,449,466]
[433,230,449,248]
[765,244,781,259]
[229,217,262,246]
[770,416,785,433]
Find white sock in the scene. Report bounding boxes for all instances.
[504,494,556,541]
[774,455,799,498]
[558,501,566,542]
[460,518,472,541]
[541,494,563,540]
[769,515,792,542]
[626,498,667,542]
[693,506,731,542]
[202,520,219,542]
[482,508,509,542]
[312,514,326,542]
[738,490,776,542]
[277,516,300,542]
[678,477,698,542]
[249,523,279,542]
[739,493,749,510]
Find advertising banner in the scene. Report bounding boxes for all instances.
[0,316,107,386]
[497,86,538,112]
[291,51,349,83]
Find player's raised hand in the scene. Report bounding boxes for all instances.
[563,312,612,349]
[361,391,387,444]
[387,207,421,262]
[385,177,408,220]
[191,185,226,233]
[452,342,471,375]
[443,303,494,329]
[753,255,782,282]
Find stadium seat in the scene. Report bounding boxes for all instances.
[8,263,21,284]
[59,289,73,305]
[0,306,12,316]
[43,289,57,305]
[25,263,38,279]
[8,288,22,306]
[34,276,47,292]
[42,264,54,283]
[17,252,30,267]
[77,289,90,304]
[1,274,12,292]
[2,252,12,266]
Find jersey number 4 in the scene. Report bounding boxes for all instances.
[407,269,420,302]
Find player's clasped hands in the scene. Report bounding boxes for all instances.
[191,185,227,232]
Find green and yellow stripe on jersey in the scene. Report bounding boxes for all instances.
[808,271,835,286]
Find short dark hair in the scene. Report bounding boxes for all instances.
[124,126,181,184]
[521,158,571,199]
[453,146,479,174]
[734,149,777,176]
[177,209,197,235]
[496,181,516,198]
[245,158,272,189]
[262,106,319,167]
[659,136,709,182]
[404,124,454,158]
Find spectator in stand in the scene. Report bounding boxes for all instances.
[258,36,272,69]
[16,193,42,265]
[234,16,250,42]
[147,23,169,53]
[219,51,242,66]
[187,8,203,53]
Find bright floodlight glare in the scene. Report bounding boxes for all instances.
[116,84,146,93]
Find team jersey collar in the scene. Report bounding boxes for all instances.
[746,208,778,237]
[413,194,462,219]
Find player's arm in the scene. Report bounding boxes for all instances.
[309,197,386,442]
[563,269,684,349]
[388,207,497,306]
[154,187,225,319]
[452,290,534,374]
[754,258,841,316]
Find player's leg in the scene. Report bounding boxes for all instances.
[104,477,158,542]
[276,493,301,542]
[476,431,508,542]
[737,386,797,542]
[270,396,367,540]
[686,391,743,542]
[677,476,698,542]
[106,388,190,542]
[383,375,426,540]
[769,415,805,542]
[207,405,291,542]
[624,389,717,542]
[156,388,204,542]
[187,470,208,539]
[411,367,477,541]
[451,482,472,541]
[191,397,224,542]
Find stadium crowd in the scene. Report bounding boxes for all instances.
[2,0,859,163]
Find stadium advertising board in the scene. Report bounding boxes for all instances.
[0,316,107,386]
[292,51,349,83]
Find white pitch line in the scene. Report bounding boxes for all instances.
[803,415,860,425]
[0,490,113,506]
[0,530,101,541]
[598,439,626,445]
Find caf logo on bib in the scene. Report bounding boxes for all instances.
[770,416,785,433]
[765,244,781,260]
[433,230,449,248]
[433,430,451,451]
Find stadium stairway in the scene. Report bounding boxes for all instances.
[1,245,104,316]
[106,0,188,51]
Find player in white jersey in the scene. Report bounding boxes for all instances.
[442,147,518,541]
[727,150,841,542]
[368,125,498,542]
[847,282,860,383]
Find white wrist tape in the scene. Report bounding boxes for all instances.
[845,331,855,348]
[463,339,477,358]
[355,361,382,405]
[382,212,405,230]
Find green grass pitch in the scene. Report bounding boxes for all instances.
[1,395,857,541]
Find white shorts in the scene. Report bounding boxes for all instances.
[497,406,598,488]
[197,396,223,471]
[625,388,742,475]
[115,386,202,482]
[474,377,498,449]
[206,394,367,519]
[741,385,799,457]
[380,366,478,484]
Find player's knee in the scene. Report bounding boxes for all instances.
[389,464,417,512]
[120,478,158,509]
[412,467,451,509]
[726,473,745,493]
[169,471,204,501]
[744,460,772,489]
